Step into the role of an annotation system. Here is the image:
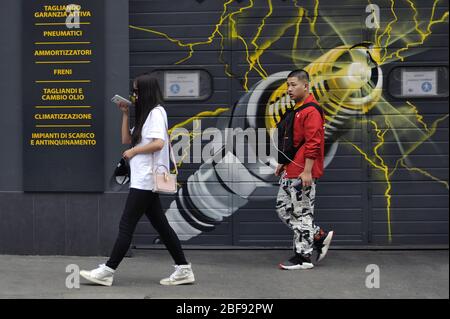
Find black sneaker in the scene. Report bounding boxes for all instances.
[279,254,314,270]
[313,229,334,263]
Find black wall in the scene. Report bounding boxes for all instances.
[0,0,130,255]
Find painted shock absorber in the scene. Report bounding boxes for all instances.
[264,43,383,143]
[160,43,383,242]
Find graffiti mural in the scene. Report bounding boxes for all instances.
[129,0,449,244]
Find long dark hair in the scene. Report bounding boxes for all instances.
[131,74,163,146]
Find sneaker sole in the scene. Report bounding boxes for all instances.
[317,231,334,263]
[278,263,314,270]
[160,275,196,286]
[80,271,113,287]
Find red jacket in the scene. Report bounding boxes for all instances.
[284,93,325,179]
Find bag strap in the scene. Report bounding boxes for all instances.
[295,102,324,119]
[279,102,323,124]
[272,101,324,169]
[152,106,178,176]
[290,102,324,150]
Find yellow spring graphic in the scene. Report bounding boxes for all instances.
[265,43,383,144]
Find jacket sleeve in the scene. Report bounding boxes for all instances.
[303,109,323,160]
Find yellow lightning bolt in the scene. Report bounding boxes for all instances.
[406,101,429,133]
[129,0,261,87]
[169,108,230,135]
[129,0,235,65]
[130,0,322,92]
[389,113,449,189]
[345,120,393,242]
[217,28,234,78]
[229,0,256,91]
[291,0,323,65]
[247,0,273,79]
[389,113,449,175]
[380,0,449,64]
[400,159,449,190]
[169,108,230,167]
[372,99,448,194]
[376,0,399,63]
[368,0,381,30]
[243,7,306,90]
[303,0,323,53]
[241,0,275,89]
[248,0,273,79]
[229,0,292,90]
[392,102,447,190]
[346,108,448,242]
[218,0,259,81]
[292,6,305,59]
[367,0,382,51]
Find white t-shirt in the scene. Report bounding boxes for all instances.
[129,105,170,191]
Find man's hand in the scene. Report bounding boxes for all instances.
[299,170,313,187]
[275,164,286,176]
[122,148,137,160]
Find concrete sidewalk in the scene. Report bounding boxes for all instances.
[0,250,448,299]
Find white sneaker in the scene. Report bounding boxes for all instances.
[80,264,115,286]
[160,264,195,286]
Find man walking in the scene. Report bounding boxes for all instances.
[275,69,334,270]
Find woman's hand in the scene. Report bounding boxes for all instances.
[122,148,137,160]
[117,101,129,114]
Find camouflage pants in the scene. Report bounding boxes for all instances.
[276,177,320,256]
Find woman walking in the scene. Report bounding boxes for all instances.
[80,74,195,286]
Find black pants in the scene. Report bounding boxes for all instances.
[106,188,188,269]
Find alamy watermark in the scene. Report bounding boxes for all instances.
[65,264,80,289]
[365,264,380,289]
[365,4,380,29]
[170,120,280,165]
[65,4,81,29]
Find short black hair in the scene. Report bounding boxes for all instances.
[287,69,310,82]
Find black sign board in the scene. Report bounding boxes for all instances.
[23,0,104,192]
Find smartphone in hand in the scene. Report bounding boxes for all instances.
[111,94,132,105]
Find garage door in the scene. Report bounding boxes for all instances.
[129,0,449,247]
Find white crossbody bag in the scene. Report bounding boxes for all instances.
[152,107,178,194]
